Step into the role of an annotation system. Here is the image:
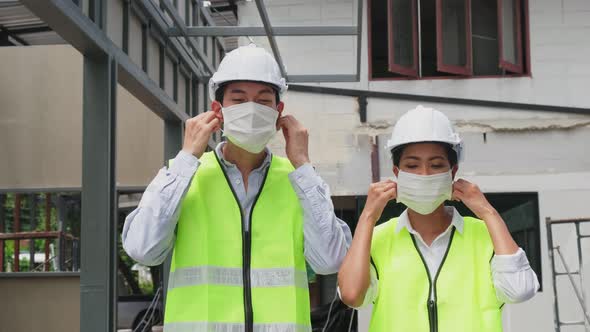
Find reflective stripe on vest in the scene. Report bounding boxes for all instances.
[168,266,309,289]
[369,216,503,332]
[164,322,312,332]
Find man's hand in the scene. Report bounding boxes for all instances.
[361,180,397,224]
[182,111,221,158]
[278,115,310,168]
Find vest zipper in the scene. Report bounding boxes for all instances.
[243,227,253,332]
[214,153,272,332]
[428,300,436,332]
[410,227,456,332]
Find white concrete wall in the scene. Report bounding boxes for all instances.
[239,0,590,331]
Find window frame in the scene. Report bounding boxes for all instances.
[368,0,531,81]
[387,0,419,77]
[436,0,473,76]
[497,0,524,74]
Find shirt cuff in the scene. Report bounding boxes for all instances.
[288,163,321,192]
[169,150,200,179]
[491,248,531,273]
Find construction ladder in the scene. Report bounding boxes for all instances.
[546,217,590,332]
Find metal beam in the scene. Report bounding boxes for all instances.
[169,26,358,37]
[159,0,216,75]
[0,186,147,194]
[355,0,363,81]
[199,3,227,51]
[3,26,53,35]
[160,0,186,35]
[254,0,287,78]
[0,26,29,46]
[136,0,210,81]
[80,53,118,332]
[20,0,189,122]
[288,84,590,115]
[0,231,75,240]
[288,75,359,83]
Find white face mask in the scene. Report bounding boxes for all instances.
[396,170,453,215]
[221,101,279,153]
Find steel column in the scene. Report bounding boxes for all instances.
[80,53,118,332]
[44,193,51,272]
[14,194,21,272]
[55,195,66,271]
[29,194,37,271]
[355,0,363,81]
[0,194,5,272]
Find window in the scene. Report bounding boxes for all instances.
[369,0,529,79]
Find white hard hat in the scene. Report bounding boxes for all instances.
[386,105,463,161]
[208,44,288,101]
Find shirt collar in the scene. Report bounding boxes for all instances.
[214,141,272,170]
[395,206,465,235]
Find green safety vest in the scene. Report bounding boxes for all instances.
[369,216,504,332]
[163,151,311,332]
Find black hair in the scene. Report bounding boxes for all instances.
[214,81,280,105]
[391,142,458,167]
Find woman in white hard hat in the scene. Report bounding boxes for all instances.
[122,44,352,332]
[338,106,539,332]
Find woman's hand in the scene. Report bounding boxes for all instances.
[361,180,397,224]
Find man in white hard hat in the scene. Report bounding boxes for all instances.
[338,106,539,331]
[122,44,352,332]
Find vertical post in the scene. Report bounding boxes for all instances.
[173,62,179,102]
[73,238,80,272]
[370,136,380,183]
[44,193,51,272]
[29,194,37,271]
[0,194,5,272]
[546,218,561,332]
[202,81,208,114]
[185,76,191,115]
[159,44,166,90]
[89,0,106,30]
[14,194,21,272]
[575,222,588,331]
[81,53,118,332]
[202,82,212,141]
[358,95,367,123]
[142,24,148,72]
[191,78,198,116]
[122,0,130,54]
[162,119,183,307]
[56,195,67,271]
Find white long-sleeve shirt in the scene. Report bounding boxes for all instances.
[122,142,352,275]
[345,207,540,307]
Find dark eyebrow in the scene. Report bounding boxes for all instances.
[258,89,274,96]
[401,156,420,161]
[429,156,446,161]
[228,89,247,94]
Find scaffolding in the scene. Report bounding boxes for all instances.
[546,217,590,332]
